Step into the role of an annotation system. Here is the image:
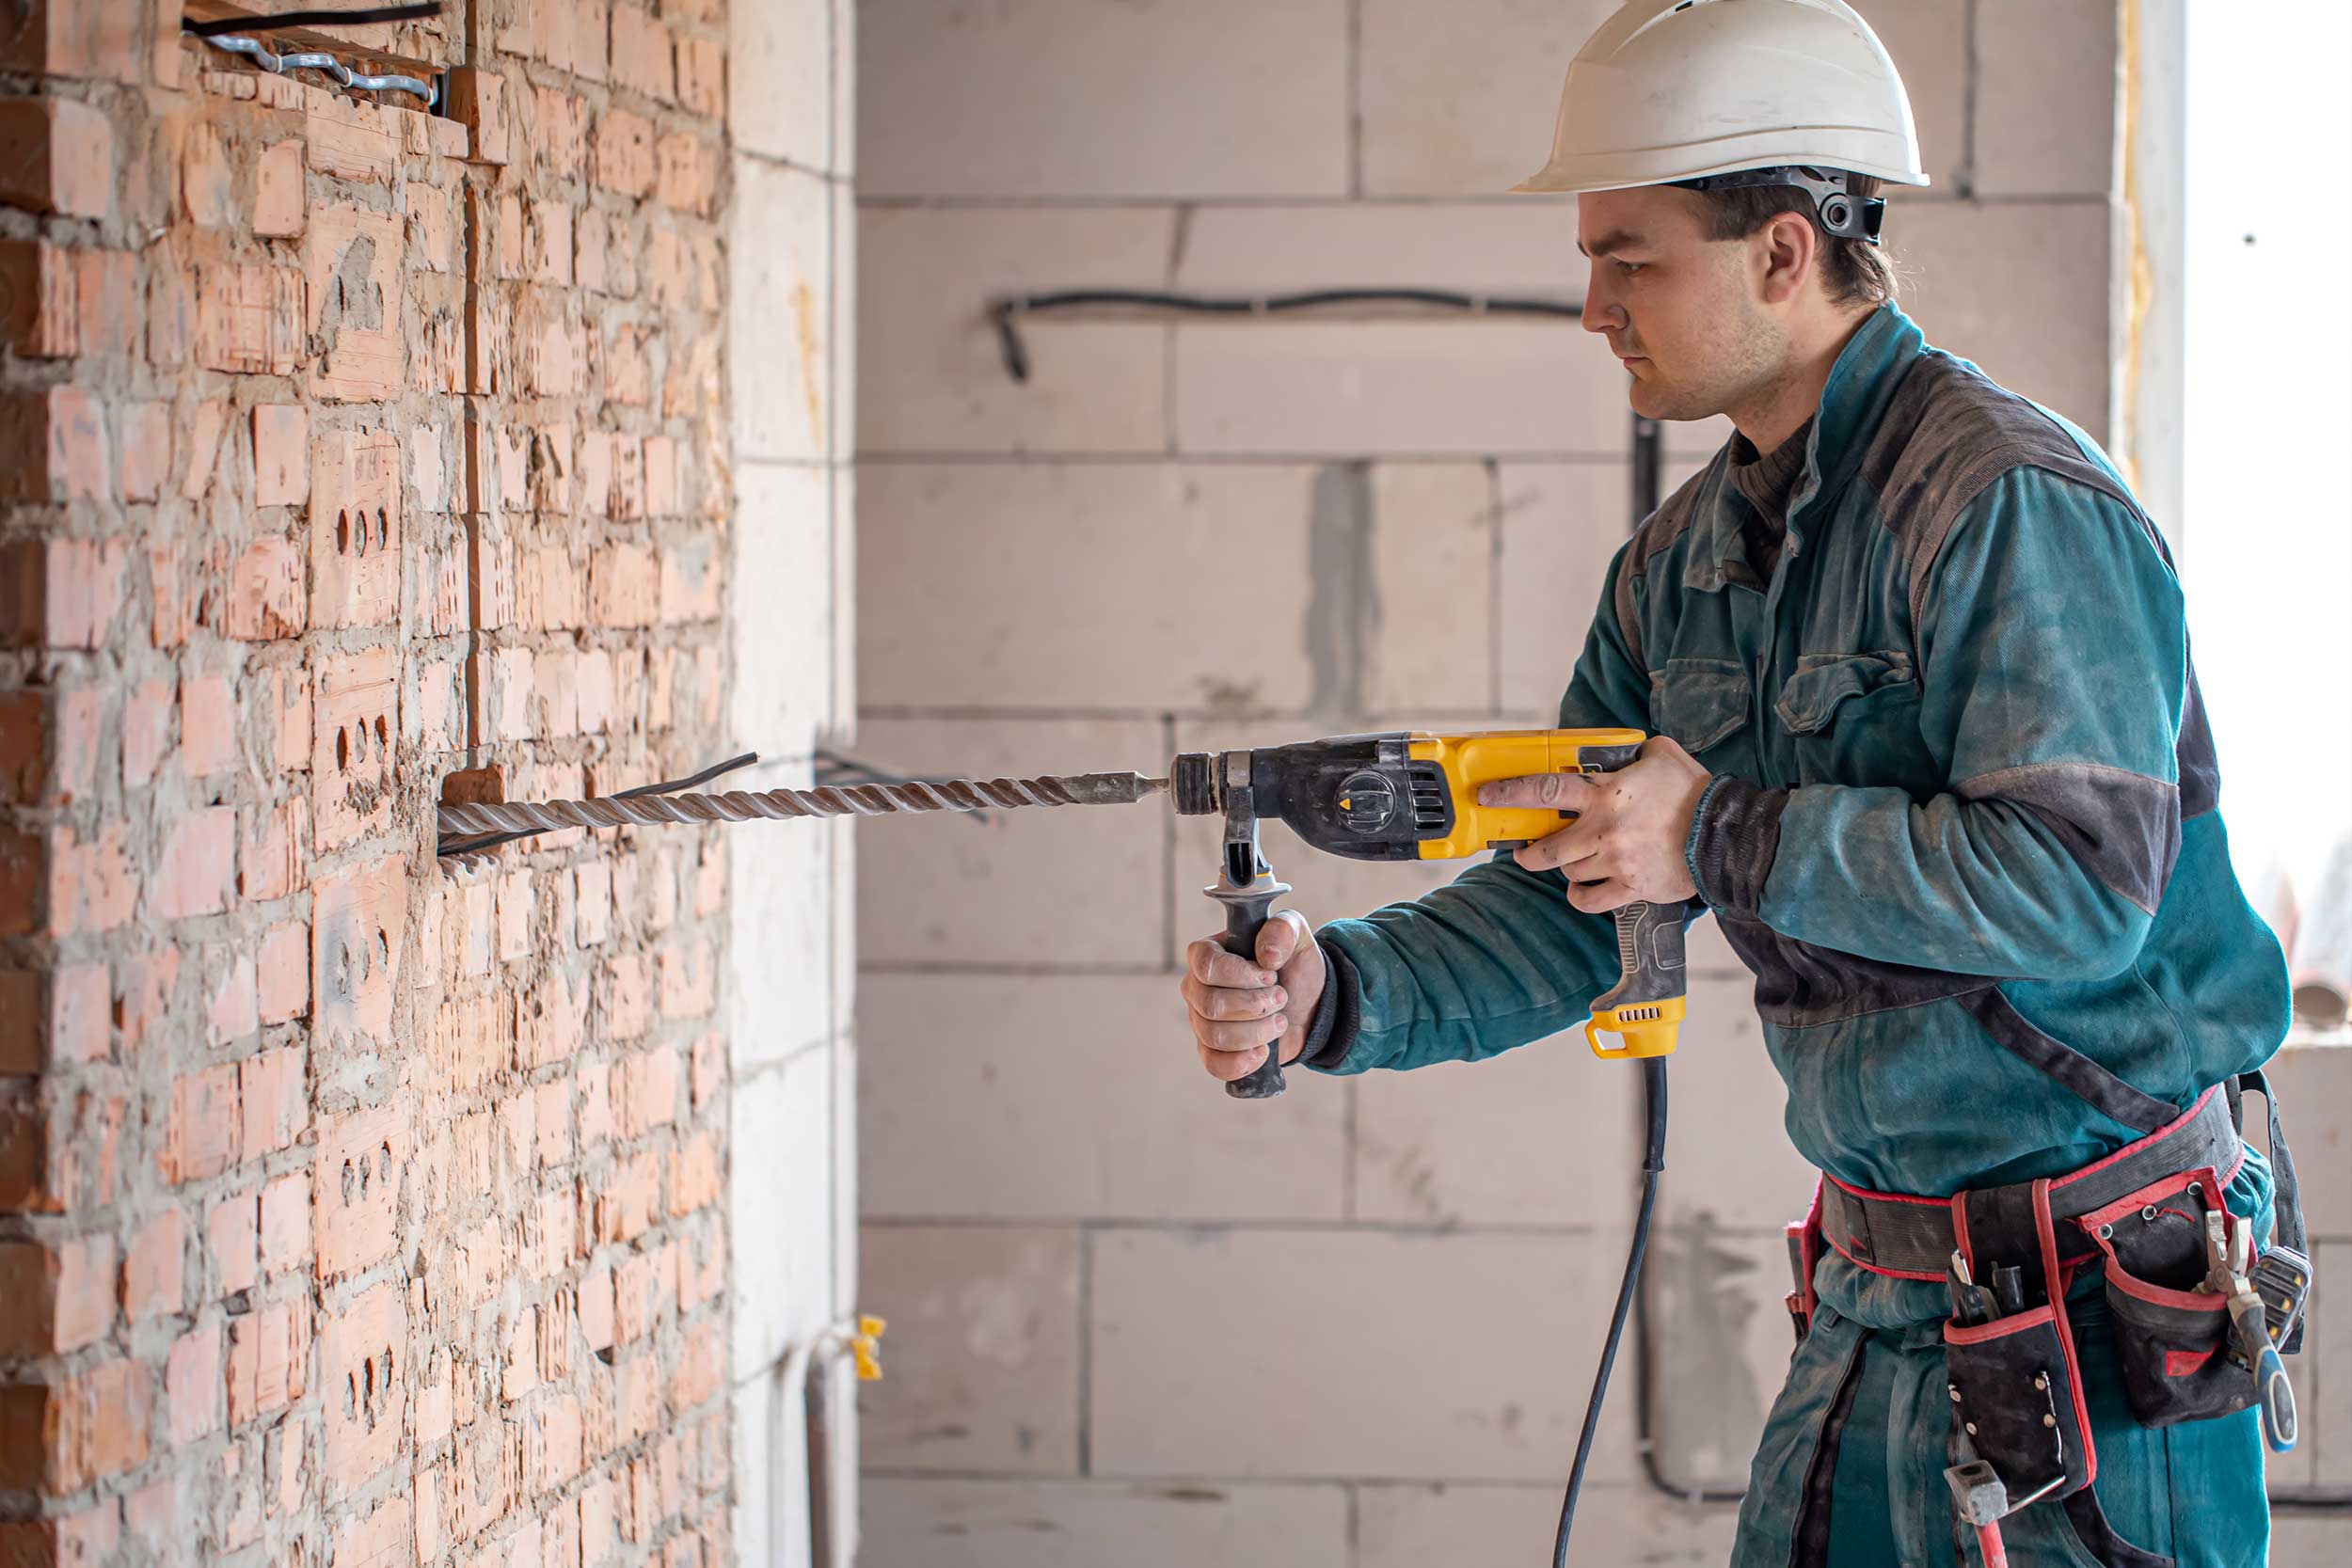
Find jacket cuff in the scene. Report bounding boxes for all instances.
[1686,775,1788,918]
[1295,939,1362,1071]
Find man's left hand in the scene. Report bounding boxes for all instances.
[1475,736,1712,912]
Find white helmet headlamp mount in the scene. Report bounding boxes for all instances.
[1671,165,1885,245]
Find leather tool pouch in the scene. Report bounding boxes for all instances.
[1943,1180,2097,1509]
[2079,1166,2257,1428]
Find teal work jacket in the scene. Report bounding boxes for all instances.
[1299,303,2291,1203]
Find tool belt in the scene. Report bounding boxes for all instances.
[1782,1069,2312,1520]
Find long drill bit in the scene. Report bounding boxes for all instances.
[436,770,1169,853]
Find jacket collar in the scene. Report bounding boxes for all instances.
[1687,301,1926,592]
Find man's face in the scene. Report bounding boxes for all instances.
[1575,185,1783,422]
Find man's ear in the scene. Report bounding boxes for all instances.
[1754,210,1818,305]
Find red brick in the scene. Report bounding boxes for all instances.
[516,972,584,1072]
[669,1131,719,1217]
[446,66,509,166]
[144,233,194,365]
[314,1101,402,1284]
[122,1209,183,1323]
[303,206,405,402]
[668,1319,723,1415]
[252,138,304,237]
[239,797,307,904]
[258,1169,307,1277]
[205,947,258,1045]
[182,119,232,227]
[118,401,169,502]
[655,942,714,1020]
[194,262,305,376]
[239,1045,306,1160]
[257,920,309,1023]
[0,1241,58,1354]
[167,1323,222,1444]
[161,1064,239,1184]
[44,822,136,937]
[599,953,653,1042]
[0,1,159,83]
[313,650,399,847]
[675,33,724,119]
[226,1298,310,1426]
[3,1358,151,1493]
[0,238,77,356]
[152,805,235,919]
[611,8,675,101]
[252,405,308,507]
[224,536,306,641]
[304,91,396,184]
[113,946,179,1054]
[594,108,655,197]
[311,854,407,1044]
[589,1150,663,1245]
[50,687,99,803]
[613,1045,677,1141]
[49,959,108,1064]
[179,672,238,776]
[0,98,114,217]
[2,536,125,649]
[208,1190,257,1295]
[0,970,40,1072]
[0,691,45,803]
[120,676,169,787]
[532,84,589,182]
[689,1032,721,1111]
[263,666,310,773]
[588,544,657,628]
[320,1282,402,1491]
[310,430,402,628]
[72,248,135,358]
[654,131,718,214]
[0,1102,56,1212]
[0,387,109,504]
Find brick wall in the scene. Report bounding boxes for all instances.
[850,2,2345,1563]
[0,6,852,1568]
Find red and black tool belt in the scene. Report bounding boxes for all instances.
[1783,1069,2312,1513]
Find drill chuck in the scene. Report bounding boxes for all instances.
[1171,752,1219,816]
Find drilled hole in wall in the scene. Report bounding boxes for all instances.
[376,507,389,547]
[337,726,350,769]
[337,510,350,553]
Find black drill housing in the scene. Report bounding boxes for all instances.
[1171,733,1455,861]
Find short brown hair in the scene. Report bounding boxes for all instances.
[1692,175,1897,306]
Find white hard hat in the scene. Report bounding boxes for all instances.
[1512,0,1930,198]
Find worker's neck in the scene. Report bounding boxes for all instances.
[1727,307,1875,456]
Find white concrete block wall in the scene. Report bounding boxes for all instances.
[729,1,862,1564]
[850,3,2349,1562]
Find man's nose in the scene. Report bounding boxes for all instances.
[1580,268,1623,333]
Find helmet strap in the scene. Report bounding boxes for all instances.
[1670,166,1886,245]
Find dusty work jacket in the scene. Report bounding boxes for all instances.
[1298,302,2291,1204]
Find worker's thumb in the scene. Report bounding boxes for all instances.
[1255,910,1312,974]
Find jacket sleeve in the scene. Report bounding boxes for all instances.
[1297,541,1653,1076]
[1686,467,2187,981]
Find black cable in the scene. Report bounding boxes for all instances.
[990,288,1582,383]
[1553,1056,1669,1566]
[437,751,760,858]
[184,4,443,37]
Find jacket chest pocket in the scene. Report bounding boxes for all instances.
[1648,657,1753,762]
[1772,651,1932,788]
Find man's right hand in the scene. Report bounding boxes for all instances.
[1181,910,1326,1084]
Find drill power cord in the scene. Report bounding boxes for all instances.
[1554,1056,1669,1567]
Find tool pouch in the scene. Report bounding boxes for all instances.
[2077,1166,2257,1428]
[1783,1186,1823,1347]
[1943,1180,2097,1510]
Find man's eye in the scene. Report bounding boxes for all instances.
[1615,260,1645,277]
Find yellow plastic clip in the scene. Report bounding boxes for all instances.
[850,1314,887,1382]
[1583,996,1684,1060]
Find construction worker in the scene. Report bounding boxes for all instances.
[1179,3,2300,1565]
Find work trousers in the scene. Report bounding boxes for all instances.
[1728,1264,2269,1568]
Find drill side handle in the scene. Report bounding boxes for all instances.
[1585,898,1691,1060]
[1218,884,1289,1099]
